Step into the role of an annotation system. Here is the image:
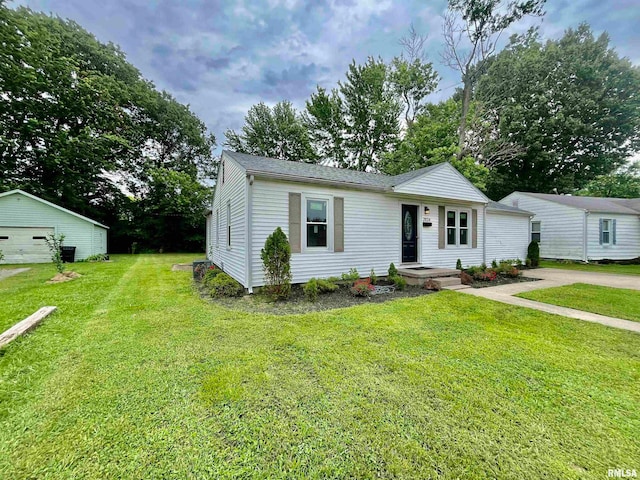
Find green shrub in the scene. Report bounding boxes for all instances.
[370,268,377,285]
[0,249,4,262]
[456,258,462,270]
[491,259,498,269]
[82,253,108,263]
[389,274,407,291]
[527,241,540,267]
[341,268,360,282]
[303,277,338,302]
[203,267,223,287]
[208,272,244,297]
[261,227,292,300]
[388,263,398,277]
[465,265,485,278]
[326,276,341,284]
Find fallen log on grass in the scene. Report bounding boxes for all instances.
[0,306,57,349]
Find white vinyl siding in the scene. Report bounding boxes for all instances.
[587,214,640,260]
[209,153,246,285]
[500,193,586,260]
[250,180,486,286]
[486,212,530,264]
[394,163,487,203]
[0,192,107,263]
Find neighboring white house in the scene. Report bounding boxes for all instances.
[207,151,531,290]
[500,192,640,261]
[0,189,108,263]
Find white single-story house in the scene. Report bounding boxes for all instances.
[207,151,531,290]
[500,192,640,261]
[0,189,108,263]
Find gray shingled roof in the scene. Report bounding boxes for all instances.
[486,201,533,216]
[224,150,444,190]
[521,192,640,214]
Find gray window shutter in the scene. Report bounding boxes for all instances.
[289,193,301,253]
[599,218,603,245]
[334,197,344,252]
[438,206,445,249]
[472,209,478,249]
[612,219,617,245]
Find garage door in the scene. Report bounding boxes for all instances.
[0,227,55,263]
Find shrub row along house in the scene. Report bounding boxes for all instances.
[0,189,108,263]
[207,151,532,291]
[500,192,640,262]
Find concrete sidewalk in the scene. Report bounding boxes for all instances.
[458,268,640,333]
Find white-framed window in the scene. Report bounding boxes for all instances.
[215,209,219,248]
[227,202,231,248]
[531,221,541,243]
[303,196,331,250]
[601,219,612,245]
[446,208,471,247]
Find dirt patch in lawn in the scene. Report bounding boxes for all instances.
[471,276,539,289]
[47,271,82,284]
[201,283,437,315]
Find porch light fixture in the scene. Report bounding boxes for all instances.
[424,206,430,215]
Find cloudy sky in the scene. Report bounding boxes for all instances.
[11,0,640,154]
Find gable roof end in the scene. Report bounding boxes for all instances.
[0,189,109,228]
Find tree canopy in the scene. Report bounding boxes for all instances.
[0,5,215,252]
[477,25,640,198]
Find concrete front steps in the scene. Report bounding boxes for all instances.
[397,266,470,290]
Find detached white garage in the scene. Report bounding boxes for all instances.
[0,189,108,264]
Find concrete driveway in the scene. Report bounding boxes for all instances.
[523,268,640,290]
[459,267,640,333]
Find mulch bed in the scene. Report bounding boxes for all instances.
[470,276,539,289]
[200,283,437,315]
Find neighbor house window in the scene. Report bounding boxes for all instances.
[602,219,611,245]
[531,221,541,243]
[306,198,328,248]
[446,209,471,247]
[227,202,231,247]
[215,209,219,247]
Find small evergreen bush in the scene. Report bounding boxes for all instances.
[456,258,462,270]
[261,227,292,300]
[388,263,398,277]
[303,277,338,302]
[389,274,407,291]
[208,272,244,297]
[527,241,540,267]
[370,268,377,285]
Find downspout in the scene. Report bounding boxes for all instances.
[245,174,254,293]
[482,204,487,265]
[583,210,589,263]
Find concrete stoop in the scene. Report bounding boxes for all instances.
[397,267,466,289]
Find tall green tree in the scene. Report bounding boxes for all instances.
[477,25,640,199]
[305,57,401,171]
[224,101,316,162]
[442,0,546,158]
[577,162,640,198]
[381,99,489,190]
[0,5,215,252]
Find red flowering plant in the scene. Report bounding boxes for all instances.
[478,270,498,282]
[351,277,375,297]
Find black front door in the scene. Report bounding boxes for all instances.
[401,204,418,263]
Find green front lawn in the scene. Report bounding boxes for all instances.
[518,283,640,322]
[1,255,639,479]
[541,260,640,276]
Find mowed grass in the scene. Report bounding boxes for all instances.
[518,283,640,322]
[541,260,640,276]
[0,255,639,479]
